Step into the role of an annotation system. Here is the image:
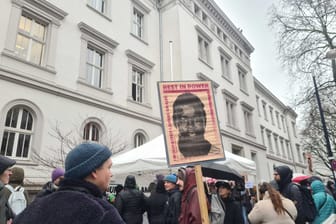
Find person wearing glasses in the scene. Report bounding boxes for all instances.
[172,92,218,157]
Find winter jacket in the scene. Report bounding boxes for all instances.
[13,179,125,224]
[311,180,336,224]
[164,188,181,224]
[146,180,168,224]
[210,194,225,224]
[274,166,304,224]
[35,181,58,198]
[178,167,202,224]
[115,175,146,224]
[0,181,14,224]
[248,191,297,224]
[221,196,244,224]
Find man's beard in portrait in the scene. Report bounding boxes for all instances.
[178,132,211,157]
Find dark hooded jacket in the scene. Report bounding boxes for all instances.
[114,175,146,224]
[178,167,202,224]
[145,180,168,224]
[164,186,181,224]
[274,165,304,224]
[13,179,125,224]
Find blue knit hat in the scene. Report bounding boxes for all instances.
[65,143,112,179]
[164,174,177,184]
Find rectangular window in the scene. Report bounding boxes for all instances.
[267,130,273,153]
[198,35,210,64]
[86,47,104,88]
[260,126,265,145]
[286,141,291,160]
[132,8,144,39]
[262,101,267,121]
[15,14,46,65]
[280,138,285,158]
[276,111,281,128]
[220,54,231,79]
[238,68,248,92]
[256,96,260,116]
[194,4,201,17]
[269,106,274,125]
[225,100,236,128]
[88,0,105,13]
[281,115,286,133]
[273,134,279,155]
[132,67,145,103]
[292,122,297,137]
[243,109,254,135]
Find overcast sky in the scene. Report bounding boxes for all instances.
[214,0,293,106]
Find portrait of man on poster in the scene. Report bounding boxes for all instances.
[172,92,218,157]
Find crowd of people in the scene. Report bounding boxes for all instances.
[0,142,335,224]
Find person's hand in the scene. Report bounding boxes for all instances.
[6,218,12,224]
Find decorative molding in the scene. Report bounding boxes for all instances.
[125,49,155,69]
[195,24,213,42]
[222,89,238,101]
[196,72,219,88]
[78,22,119,50]
[240,101,254,111]
[12,0,68,21]
[131,0,151,13]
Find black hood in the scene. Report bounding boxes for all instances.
[124,175,136,189]
[274,165,292,191]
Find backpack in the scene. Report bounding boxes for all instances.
[288,183,317,222]
[5,185,27,215]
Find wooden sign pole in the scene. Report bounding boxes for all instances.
[195,165,209,224]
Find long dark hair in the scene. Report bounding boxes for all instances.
[259,182,286,215]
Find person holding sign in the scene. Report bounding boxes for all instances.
[176,167,203,224]
[172,93,218,157]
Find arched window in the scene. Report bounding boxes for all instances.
[1,106,33,158]
[83,122,100,142]
[134,132,146,148]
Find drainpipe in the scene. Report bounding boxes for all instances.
[157,0,163,81]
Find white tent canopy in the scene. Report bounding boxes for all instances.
[112,135,256,179]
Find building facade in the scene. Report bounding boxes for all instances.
[0,0,306,189]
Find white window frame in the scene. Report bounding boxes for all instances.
[256,96,261,116]
[87,0,111,19]
[78,22,118,92]
[237,65,248,93]
[2,0,67,73]
[0,100,43,161]
[280,137,286,158]
[222,90,238,129]
[126,49,154,107]
[241,102,254,136]
[281,115,286,133]
[86,47,104,88]
[275,111,281,129]
[269,106,274,125]
[218,47,232,81]
[81,117,106,143]
[260,126,265,145]
[286,140,292,160]
[266,130,273,154]
[195,25,212,66]
[131,0,150,43]
[292,121,297,137]
[262,101,268,121]
[273,134,280,155]
[296,144,302,163]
